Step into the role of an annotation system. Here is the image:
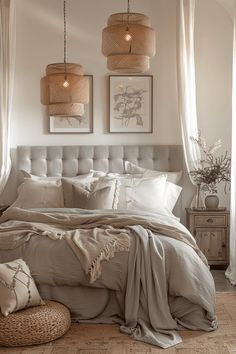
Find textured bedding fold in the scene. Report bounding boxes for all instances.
[0,207,217,348]
[0,207,207,264]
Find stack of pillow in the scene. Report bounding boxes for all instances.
[11,163,182,218]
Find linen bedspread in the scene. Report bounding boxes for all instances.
[0,207,217,348]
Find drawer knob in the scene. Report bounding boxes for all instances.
[206,218,213,223]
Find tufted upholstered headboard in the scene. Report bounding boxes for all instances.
[17,145,183,177]
[17,145,192,222]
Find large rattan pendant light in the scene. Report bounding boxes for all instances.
[102,0,156,73]
[41,0,89,117]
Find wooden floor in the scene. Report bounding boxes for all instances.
[211,269,236,292]
[0,271,236,354]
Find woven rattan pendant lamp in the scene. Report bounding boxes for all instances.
[41,0,89,117]
[102,0,156,73]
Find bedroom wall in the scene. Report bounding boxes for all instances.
[195,0,233,208]
[0,0,233,211]
[10,0,180,147]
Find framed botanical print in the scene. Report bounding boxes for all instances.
[49,75,93,134]
[109,75,153,133]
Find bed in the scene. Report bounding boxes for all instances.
[0,145,217,349]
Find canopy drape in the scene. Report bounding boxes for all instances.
[225,0,236,285]
[177,0,201,207]
[0,0,16,195]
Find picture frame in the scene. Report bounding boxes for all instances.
[49,75,93,134]
[109,75,153,133]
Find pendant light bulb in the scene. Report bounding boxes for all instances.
[63,77,69,88]
[125,28,132,41]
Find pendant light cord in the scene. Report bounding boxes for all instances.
[63,0,67,76]
[126,0,132,53]
[127,0,130,26]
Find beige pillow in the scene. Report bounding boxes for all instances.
[124,161,182,184]
[12,179,64,208]
[72,178,119,209]
[20,169,61,181]
[0,259,44,316]
[62,175,98,207]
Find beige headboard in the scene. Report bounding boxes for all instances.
[12,144,193,223]
[17,145,183,177]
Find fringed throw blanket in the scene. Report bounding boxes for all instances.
[0,208,132,282]
[64,227,130,283]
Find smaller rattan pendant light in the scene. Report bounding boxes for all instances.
[102,0,156,73]
[41,0,89,117]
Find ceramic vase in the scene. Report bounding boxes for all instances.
[204,195,219,209]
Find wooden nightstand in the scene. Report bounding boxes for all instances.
[186,208,230,267]
[0,205,9,216]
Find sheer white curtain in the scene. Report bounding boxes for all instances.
[177,0,201,200]
[225,0,236,285]
[0,0,16,195]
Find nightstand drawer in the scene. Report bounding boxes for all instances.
[194,215,227,227]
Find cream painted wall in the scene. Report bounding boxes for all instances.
[10,0,180,147]
[195,0,233,207]
[1,0,233,208]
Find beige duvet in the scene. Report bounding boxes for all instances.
[0,207,217,348]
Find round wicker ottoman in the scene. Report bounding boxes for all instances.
[0,300,71,347]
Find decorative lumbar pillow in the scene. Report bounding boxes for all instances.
[124,161,182,184]
[72,178,120,210]
[0,259,44,316]
[12,179,64,209]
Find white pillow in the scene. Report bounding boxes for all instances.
[12,179,64,208]
[124,161,182,184]
[62,175,98,207]
[96,175,181,216]
[98,175,171,212]
[90,169,107,177]
[96,175,141,209]
[164,182,182,212]
[0,259,44,316]
[72,178,120,210]
[90,169,144,179]
[125,175,168,213]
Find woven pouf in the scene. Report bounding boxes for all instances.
[0,300,71,347]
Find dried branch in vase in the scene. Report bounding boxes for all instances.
[189,133,231,194]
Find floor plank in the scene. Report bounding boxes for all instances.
[211,270,236,292]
